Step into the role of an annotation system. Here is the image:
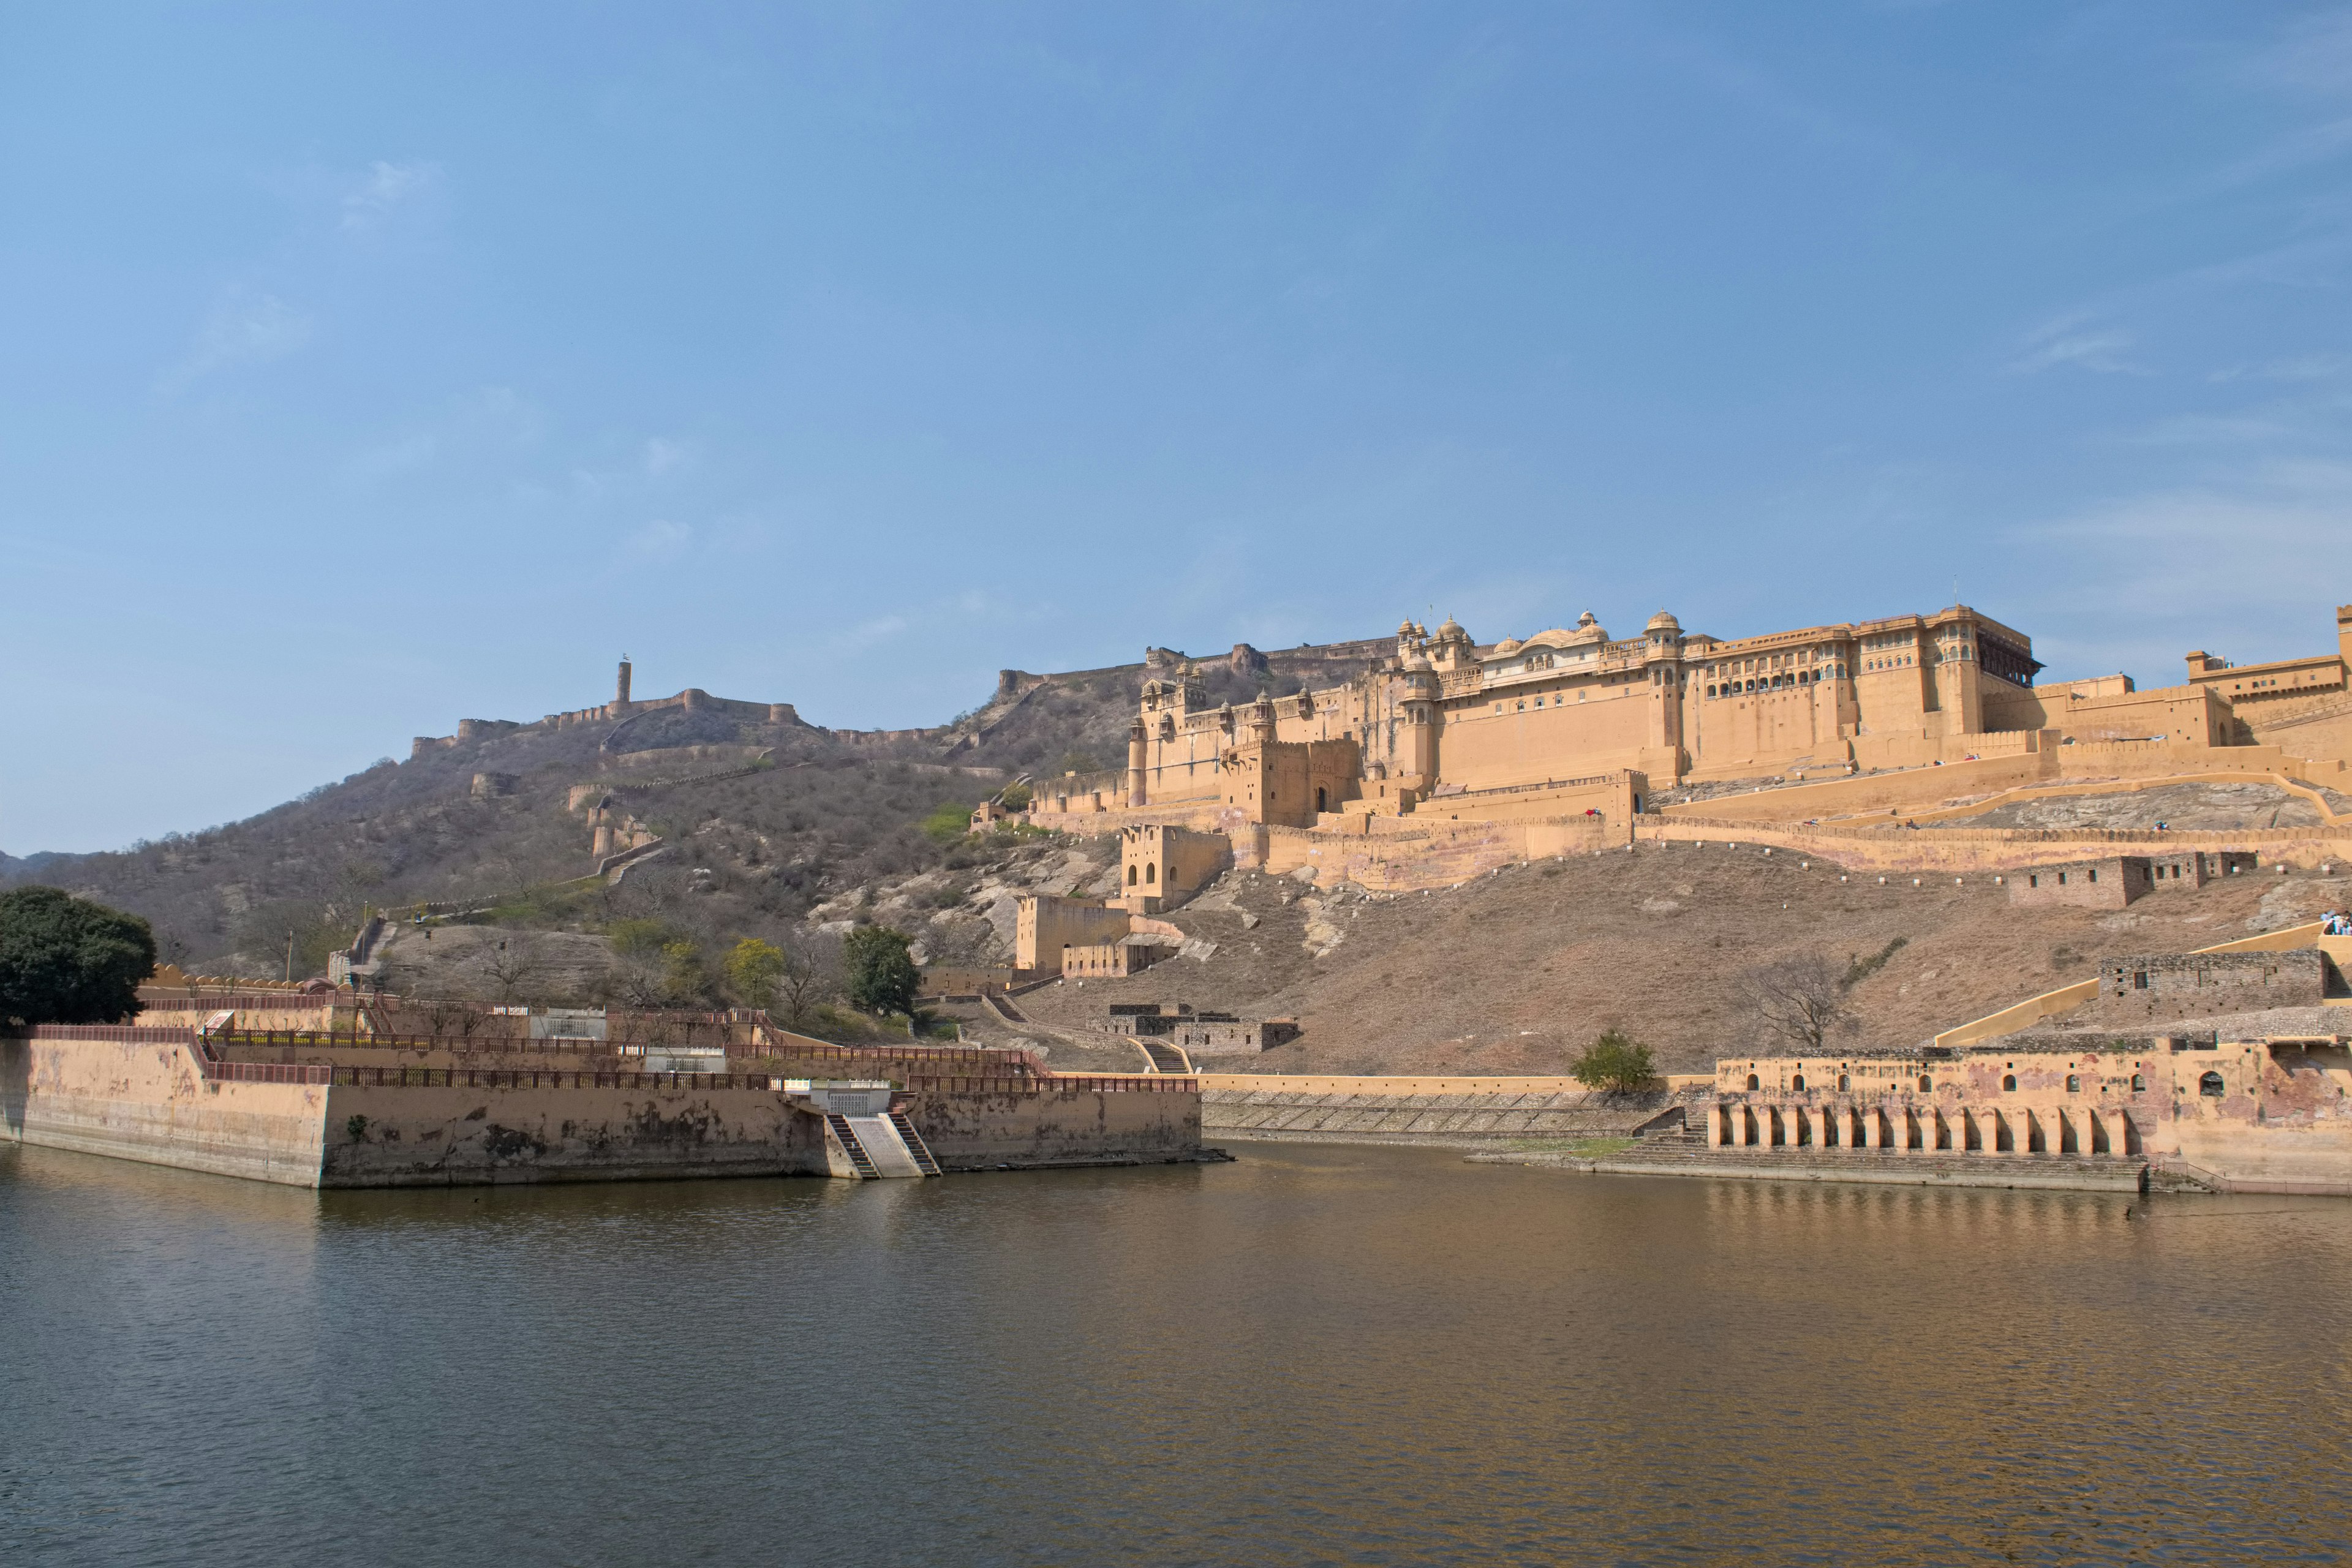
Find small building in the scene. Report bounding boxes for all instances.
[1104,1002,1300,1054]
[1116,823,1232,914]
[2098,948,2324,1006]
[1062,940,1171,979]
[1016,895,1134,973]
[2007,851,2260,911]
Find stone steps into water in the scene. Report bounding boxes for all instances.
[1205,1087,1684,1142]
[1473,1142,2153,1191]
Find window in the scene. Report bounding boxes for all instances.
[2199,1072,2225,1098]
[2133,971,2149,990]
[1127,865,1138,885]
[1145,863,1156,883]
[2088,869,2098,883]
[2028,874,2038,888]
[1918,1076,1932,1091]
[1838,1074,1850,1091]
[2132,1074,2146,1091]
[1746,1074,1760,1091]
[2066,1074,2079,1093]
[2002,1074,2016,1091]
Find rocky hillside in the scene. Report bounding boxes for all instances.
[0,635,1379,982]
[982,829,2343,1076]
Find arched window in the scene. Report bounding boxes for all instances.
[1746,1074,1760,1091]
[2066,1074,2079,1093]
[1145,863,1156,884]
[1316,786,1327,812]
[2199,1072,2225,1098]
[1838,1074,1850,1091]
[2132,1074,2146,1091]
[1127,865,1138,885]
[1792,1074,1806,1091]
[1918,1075,1932,1092]
[2002,1074,2016,1091]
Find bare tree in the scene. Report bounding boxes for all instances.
[1740,954,1852,1050]
[774,930,844,1030]
[484,933,546,1006]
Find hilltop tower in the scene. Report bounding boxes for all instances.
[612,657,635,719]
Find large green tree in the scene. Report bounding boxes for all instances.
[1568,1029,1659,1094]
[0,886,156,1027]
[843,925,919,1020]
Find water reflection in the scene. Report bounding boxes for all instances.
[6,1140,2350,1565]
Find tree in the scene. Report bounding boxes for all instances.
[483,933,545,1005]
[723,938,786,1009]
[843,925,919,1020]
[998,782,1033,813]
[659,940,710,1005]
[773,931,843,1028]
[0,886,157,1027]
[1741,954,1852,1050]
[1568,1029,1658,1093]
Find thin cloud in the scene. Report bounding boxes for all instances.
[156,291,313,393]
[643,437,690,476]
[628,519,693,560]
[2210,353,2350,383]
[341,160,440,232]
[2008,318,2147,376]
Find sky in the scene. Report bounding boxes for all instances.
[4,2,2351,853]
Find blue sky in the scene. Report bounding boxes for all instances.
[5,2,2351,852]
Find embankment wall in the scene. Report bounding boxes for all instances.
[323,1076,833,1187]
[0,1030,327,1187]
[5,1030,1200,1186]
[901,1077,1202,1169]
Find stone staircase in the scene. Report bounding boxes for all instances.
[889,1111,943,1177]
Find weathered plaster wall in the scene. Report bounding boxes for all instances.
[322,1078,830,1186]
[0,1031,326,1186]
[900,1081,1201,1169]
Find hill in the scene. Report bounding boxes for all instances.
[0,638,1376,982]
[981,826,2342,1075]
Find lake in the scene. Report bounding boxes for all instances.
[5,1139,2348,1565]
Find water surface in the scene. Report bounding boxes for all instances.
[4,1141,2347,1565]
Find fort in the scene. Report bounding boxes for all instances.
[1012,599,2352,892]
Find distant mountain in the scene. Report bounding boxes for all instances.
[0,635,1388,976]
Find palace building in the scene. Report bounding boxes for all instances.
[1101,603,2089,826]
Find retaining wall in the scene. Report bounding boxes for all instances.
[900,1077,1202,1169]
[0,1029,327,1186]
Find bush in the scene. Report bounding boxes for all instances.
[843,925,919,1019]
[920,801,974,846]
[998,782,1033,813]
[0,886,156,1027]
[1567,1029,1657,1093]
